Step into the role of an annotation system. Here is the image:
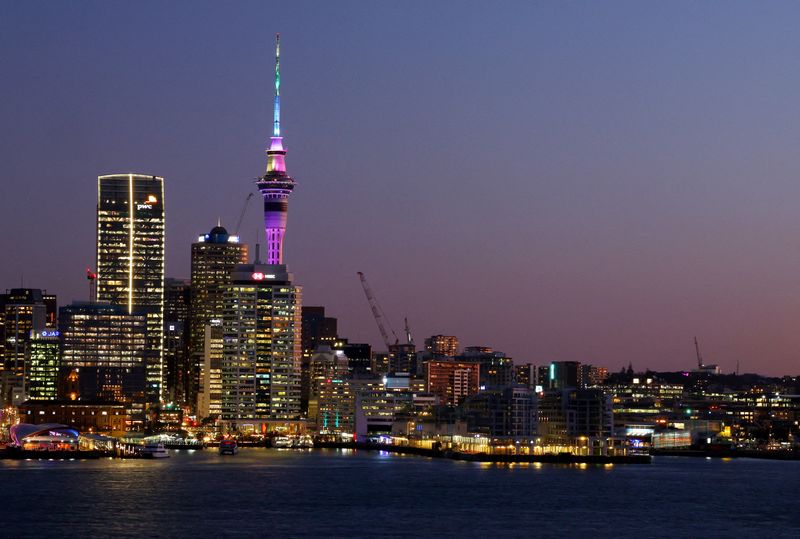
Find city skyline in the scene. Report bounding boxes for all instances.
[4,2,800,375]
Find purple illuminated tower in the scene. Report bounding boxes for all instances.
[257,33,296,265]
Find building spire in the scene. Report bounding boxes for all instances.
[273,33,281,137]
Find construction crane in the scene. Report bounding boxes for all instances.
[357,272,399,351]
[235,193,255,236]
[694,336,704,369]
[404,317,414,345]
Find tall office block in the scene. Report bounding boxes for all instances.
[59,302,148,416]
[96,173,165,403]
[188,224,247,407]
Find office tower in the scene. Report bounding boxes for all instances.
[188,224,248,407]
[425,335,459,358]
[1,289,47,405]
[96,173,165,403]
[538,388,613,445]
[424,360,480,406]
[307,345,353,433]
[27,330,60,400]
[164,278,190,404]
[219,35,302,428]
[221,265,302,423]
[196,320,223,420]
[59,302,147,416]
[462,387,538,437]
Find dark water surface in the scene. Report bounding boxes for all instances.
[1,448,797,537]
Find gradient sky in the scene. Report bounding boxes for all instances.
[3,1,800,375]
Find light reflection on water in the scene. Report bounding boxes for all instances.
[0,449,798,537]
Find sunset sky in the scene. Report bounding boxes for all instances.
[3,1,800,375]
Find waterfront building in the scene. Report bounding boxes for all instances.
[538,388,613,445]
[58,302,147,415]
[26,330,60,400]
[96,173,165,403]
[424,360,480,406]
[221,265,302,424]
[462,386,538,437]
[307,345,354,434]
[17,401,130,433]
[424,335,459,358]
[218,36,302,429]
[352,376,407,438]
[188,224,247,407]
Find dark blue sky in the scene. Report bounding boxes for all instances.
[3,1,800,374]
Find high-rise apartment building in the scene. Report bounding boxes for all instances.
[188,224,247,407]
[425,335,459,358]
[307,345,353,433]
[96,173,165,403]
[424,360,480,406]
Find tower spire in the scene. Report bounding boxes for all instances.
[273,33,281,137]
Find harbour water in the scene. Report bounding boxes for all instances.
[1,448,798,537]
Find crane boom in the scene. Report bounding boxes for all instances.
[404,317,413,345]
[235,193,255,236]
[694,336,703,368]
[357,272,399,351]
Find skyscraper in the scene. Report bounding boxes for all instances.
[96,173,165,403]
[219,34,302,430]
[188,224,247,407]
[425,335,459,358]
[164,278,190,404]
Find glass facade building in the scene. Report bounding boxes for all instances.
[96,173,165,403]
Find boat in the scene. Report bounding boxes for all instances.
[273,436,293,448]
[219,440,238,455]
[294,435,314,448]
[141,443,169,458]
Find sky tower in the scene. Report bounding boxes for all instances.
[257,33,296,265]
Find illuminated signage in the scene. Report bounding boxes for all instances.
[251,273,277,281]
[137,195,159,210]
[40,330,59,338]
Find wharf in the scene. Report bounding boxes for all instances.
[315,441,652,464]
[0,448,110,460]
